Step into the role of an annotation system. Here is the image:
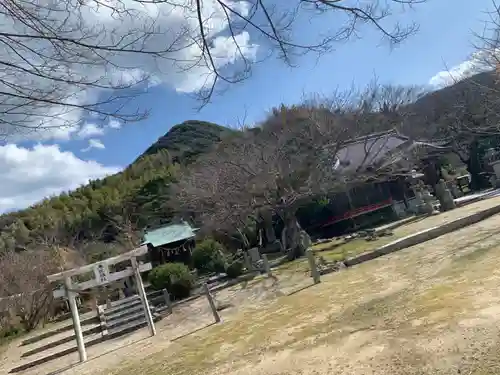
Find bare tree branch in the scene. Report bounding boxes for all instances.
[0,0,424,137]
[172,84,423,257]
[0,249,62,331]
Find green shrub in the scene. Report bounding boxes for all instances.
[192,239,227,274]
[0,325,18,338]
[225,260,244,279]
[0,325,22,346]
[148,263,194,300]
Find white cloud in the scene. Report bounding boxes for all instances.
[0,144,120,213]
[0,0,260,212]
[107,119,122,129]
[429,50,497,88]
[81,139,106,152]
[175,32,258,93]
[77,123,105,139]
[0,0,259,142]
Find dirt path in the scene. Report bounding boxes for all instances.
[1,266,309,375]
[6,209,500,375]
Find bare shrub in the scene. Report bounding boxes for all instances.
[173,85,421,258]
[0,250,62,331]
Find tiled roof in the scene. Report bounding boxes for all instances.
[142,222,197,247]
[331,130,450,173]
[334,131,408,172]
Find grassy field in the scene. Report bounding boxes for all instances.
[23,210,497,375]
[309,196,500,263]
[87,213,500,375]
[6,197,500,375]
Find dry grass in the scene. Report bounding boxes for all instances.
[7,197,500,375]
[309,196,500,263]
[85,211,500,375]
[313,236,395,262]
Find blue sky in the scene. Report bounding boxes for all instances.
[0,0,496,212]
[81,0,494,166]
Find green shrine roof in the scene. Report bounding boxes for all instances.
[142,222,197,247]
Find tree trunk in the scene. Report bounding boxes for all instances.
[257,210,276,247]
[236,228,250,250]
[422,158,442,191]
[467,138,490,191]
[467,157,484,191]
[281,210,303,260]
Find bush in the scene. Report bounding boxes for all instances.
[148,263,194,300]
[192,239,227,274]
[1,325,20,339]
[0,324,22,346]
[225,260,244,279]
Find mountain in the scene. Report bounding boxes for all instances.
[0,120,234,260]
[401,71,500,139]
[139,120,236,164]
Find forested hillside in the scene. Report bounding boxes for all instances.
[140,120,235,163]
[402,71,500,138]
[0,120,233,259]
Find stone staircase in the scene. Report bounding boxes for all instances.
[10,294,163,373]
[99,294,161,337]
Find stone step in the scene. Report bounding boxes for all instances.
[102,297,142,316]
[107,313,162,336]
[108,294,140,308]
[21,324,102,358]
[12,331,103,373]
[104,303,144,323]
[10,315,162,373]
[105,311,148,331]
[20,315,100,346]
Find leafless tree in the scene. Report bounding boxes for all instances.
[173,86,423,258]
[307,80,427,136]
[0,0,424,138]
[70,211,140,263]
[0,249,62,331]
[468,1,500,78]
[405,51,500,189]
[423,1,500,135]
[101,207,143,248]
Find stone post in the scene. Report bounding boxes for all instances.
[262,210,277,244]
[65,276,87,362]
[203,283,221,323]
[306,250,320,284]
[248,247,261,269]
[162,289,173,314]
[420,188,437,214]
[262,254,272,278]
[243,251,252,271]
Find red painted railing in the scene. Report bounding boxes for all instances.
[321,198,394,228]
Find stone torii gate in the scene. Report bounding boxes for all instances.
[47,245,156,363]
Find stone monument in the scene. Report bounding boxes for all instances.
[491,160,500,188]
[248,247,261,263]
[435,179,456,211]
[412,184,436,215]
[449,181,462,198]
